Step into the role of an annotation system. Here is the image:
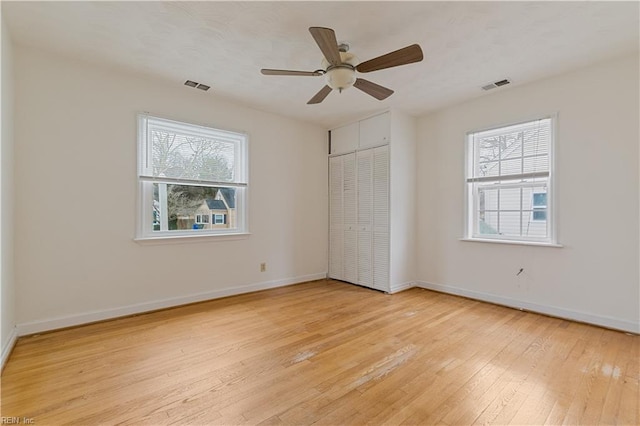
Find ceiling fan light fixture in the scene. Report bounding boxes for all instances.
[323,51,358,92]
[325,66,356,92]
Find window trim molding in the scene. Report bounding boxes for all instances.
[459,238,563,248]
[463,113,559,245]
[134,232,251,245]
[135,113,250,241]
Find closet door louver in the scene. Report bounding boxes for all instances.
[342,153,358,284]
[328,156,344,280]
[357,149,373,287]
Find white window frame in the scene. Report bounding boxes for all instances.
[136,114,248,240]
[464,115,557,245]
[213,214,225,225]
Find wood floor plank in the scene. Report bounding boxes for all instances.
[1,280,637,425]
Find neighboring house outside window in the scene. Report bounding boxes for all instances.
[465,117,555,244]
[193,188,236,230]
[532,192,547,221]
[137,114,248,239]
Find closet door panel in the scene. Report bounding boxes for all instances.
[357,150,373,227]
[328,156,344,279]
[343,229,358,283]
[358,230,372,287]
[342,153,358,283]
[329,156,343,227]
[373,231,390,290]
[359,112,390,149]
[329,228,343,279]
[373,146,390,290]
[357,149,373,287]
[343,153,357,227]
[373,146,390,231]
[330,122,359,155]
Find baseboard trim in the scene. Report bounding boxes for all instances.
[16,273,327,336]
[389,281,416,294]
[1,326,18,371]
[416,281,640,334]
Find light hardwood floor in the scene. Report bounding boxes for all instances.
[1,280,638,425]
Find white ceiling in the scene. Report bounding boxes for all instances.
[3,1,639,128]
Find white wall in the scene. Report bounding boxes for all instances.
[1,11,17,364]
[13,46,328,333]
[389,110,417,291]
[417,54,640,333]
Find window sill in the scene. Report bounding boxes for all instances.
[460,238,563,248]
[135,232,251,245]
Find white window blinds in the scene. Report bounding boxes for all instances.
[467,118,551,183]
[138,115,247,187]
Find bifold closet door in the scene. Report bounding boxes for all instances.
[329,152,357,283]
[329,148,387,290]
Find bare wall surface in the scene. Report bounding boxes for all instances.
[417,54,640,332]
[1,11,17,362]
[13,46,328,331]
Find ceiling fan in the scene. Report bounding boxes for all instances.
[261,27,424,105]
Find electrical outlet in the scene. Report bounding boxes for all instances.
[260,262,266,272]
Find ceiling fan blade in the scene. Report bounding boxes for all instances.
[354,78,394,100]
[261,69,322,76]
[356,44,424,73]
[307,85,333,104]
[309,27,342,67]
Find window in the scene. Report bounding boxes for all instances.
[195,214,210,224]
[137,115,248,239]
[466,117,554,243]
[213,214,226,224]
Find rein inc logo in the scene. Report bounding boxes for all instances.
[1,418,34,425]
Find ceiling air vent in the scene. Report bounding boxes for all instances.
[482,78,511,91]
[184,80,210,91]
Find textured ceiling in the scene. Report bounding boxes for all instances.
[3,1,639,128]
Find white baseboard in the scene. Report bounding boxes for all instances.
[16,273,327,336]
[389,281,416,294]
[1,326,18,370]
[417,281,639,334]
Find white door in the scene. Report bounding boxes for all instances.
[329,148,388,290]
